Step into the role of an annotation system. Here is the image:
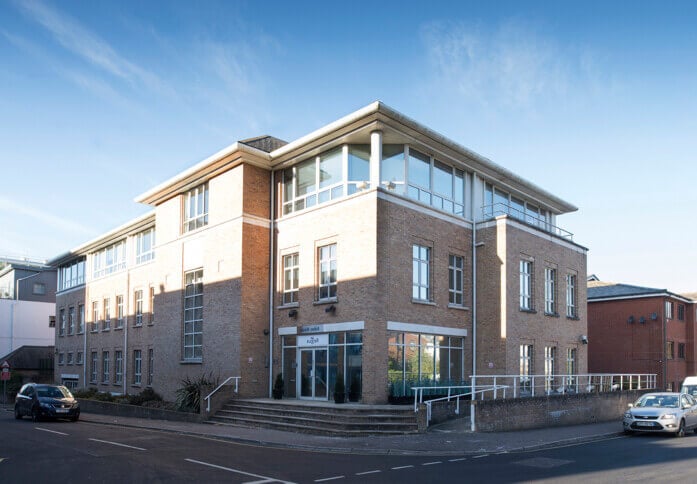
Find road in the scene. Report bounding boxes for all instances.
[1,411,697,483]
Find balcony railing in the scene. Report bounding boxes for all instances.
[482,203,574,240]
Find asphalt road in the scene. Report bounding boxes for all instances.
[2,411,697,483]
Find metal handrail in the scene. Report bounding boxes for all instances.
[412,384,510,426]
[203,376,240,412]
[481,203,573,240]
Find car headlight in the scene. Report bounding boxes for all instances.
[624,412,632,419]
[661,413,677,420]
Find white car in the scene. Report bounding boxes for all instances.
[623,392,697,437]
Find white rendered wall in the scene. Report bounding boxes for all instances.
[0,299,55,358]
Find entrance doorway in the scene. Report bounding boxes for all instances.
[299,348,328,399]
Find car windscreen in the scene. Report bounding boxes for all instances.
[37,386,72,399]
[636,395,678,408]
[682,385,697,397]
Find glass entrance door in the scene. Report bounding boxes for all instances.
[299,348,328,399]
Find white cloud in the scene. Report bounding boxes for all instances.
[0,196,94,237]
[420,20,586,109]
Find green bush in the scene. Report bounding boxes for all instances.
[128,387,163,406]
[175,373,218,413]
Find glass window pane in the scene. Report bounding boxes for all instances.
[283,169,293,202]
[296,158,316,196]
[433,160,453,197]
[381,145,405,183]
[408,149,430,188]
[348,145,370,181]
[319,148,342,189]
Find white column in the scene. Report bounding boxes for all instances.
[370,130,382,189]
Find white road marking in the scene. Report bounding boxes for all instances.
[473,454,489,458]
[391,465,414,470]
[448,458,467,462]
[185,459,295,484]
[244,480,278,484]
[36,427,69,436]
[422,461,442,466]
[89,438,146,451]
[314,476,345,482]
[356,470,381,475]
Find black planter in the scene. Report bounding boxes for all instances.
[348,392,360,402]
[272,389,283,400]
[334,392,345,404]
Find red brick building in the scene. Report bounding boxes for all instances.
[588,281,696,391]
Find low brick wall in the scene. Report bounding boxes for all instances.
[472,390,650,432]
[79,399,203,423]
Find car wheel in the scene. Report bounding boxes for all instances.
[31,406,40,423]
[70,413,79,422]
[623,429,633,435]
[14,406,22,420]
[675,420,685,438]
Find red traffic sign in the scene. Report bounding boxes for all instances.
[1,362,9,381]
[1,361,9,369]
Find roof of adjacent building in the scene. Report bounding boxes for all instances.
[0,345,54,369]
[239,135,288,153]
[588,280,695,303]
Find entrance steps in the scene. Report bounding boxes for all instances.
[207,398,419,436]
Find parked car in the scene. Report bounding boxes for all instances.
[623,392,697,437]
[681,376,697,398]
[14,383,80,422]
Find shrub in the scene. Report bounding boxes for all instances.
[175,373,218,413]
[128,387,163,406]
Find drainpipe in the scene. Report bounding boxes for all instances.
[124,271,130,395]
[470,176,478,432]
[268,170,276,398]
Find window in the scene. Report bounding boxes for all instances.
[282,148,344,215]
[520,260,533,310]
[679,343,686,359]
[448,254,464,306]
[78,304,85,334]
[484,183,549,229]
[136,228,156,264]
[33,282,46,295]
[102,351,110,383]
[678,304,685,321]
[318,244,337,300]
[667,341,674,360]
[282,253,299,304]
[544,268,556,314]
[103,298,111,330]
[566,348,577,386]
[413,245,431,301]
[116,295,124,328]
[347,144,370,195]
[68,306,75,335]
[115,350,123,384]
[90,352,98,383]
[67,352,73,365]
[519,344,533,392]
[566,274,577,318]
[183,183,208,232]
[58,352,64,365]
[92,241,126,278]
[665,301,673,319]
[58,259,85,291]
[91,301,99,332]
[544,346,556,393]
[133,350,142,385]
[59,308,66,336]
[149,287,155,324]
[76,351,83,365]
[183,270,203,360]
[148,348,154,386]
[135,290,143,326]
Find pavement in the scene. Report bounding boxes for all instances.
[1,402,624,456]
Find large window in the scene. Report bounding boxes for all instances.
[149,287,155,324]
[58,259,85,291]
[317,244,337,301]
[90,352,98,383]
[136,228,156,264]
[678,304,685,321]
[413,245,431,302]
[184,270,203,360]
[115,350,123,384]
[133,350,142,385]
[283,148,345,215]
[103,298,110,330]
[148,348,154,386]
[520,260,533,310]
[566,348,577,386]
[484,183,549,228]
[183,184,209,232]
[116,295,124,328]
[282,253,299,305]
[347,145,370,194]
[78,304,85,334]
[544,346,556,393]
[134,290,143,326]
[91,301,99,332]
[92,241,126,279]
[544,268,556,315]
[68,306,75,335]
[448,254,464,306]
[520,344,534,392]
[666,301,674,319]
[566,274,577,318]
[59,308,66,336]
[388,332,465,397]
[102,351,110,383]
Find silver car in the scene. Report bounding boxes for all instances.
[623,392,697,437]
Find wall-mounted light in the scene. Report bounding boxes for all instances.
[263,328,269,335]
[288,309,298,318]
[639,316,646,324]
[325,304,336,314]
[650,312,658,320]
[627,316,634,324]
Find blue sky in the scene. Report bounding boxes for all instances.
[1,0,696,291]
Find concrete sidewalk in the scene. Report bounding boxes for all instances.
[73,410,623,456]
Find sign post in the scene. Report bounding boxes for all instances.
[1,361,10,404]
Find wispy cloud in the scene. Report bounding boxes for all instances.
[421,20,587,109]
[0,195,94,236]
[13,0,173,96]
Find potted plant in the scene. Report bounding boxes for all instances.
[272,373,284,399]
[348,375,361,402]
[334,375,346,403]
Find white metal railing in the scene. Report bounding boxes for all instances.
[203,376,240,412]
[412,384,509,426]
[470,373,657,399]
[482,203,574,240]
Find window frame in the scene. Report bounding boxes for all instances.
[448,254,464,307]
[103,298,111,331]
[282,253,299,305]
[136,228,156,264]
[115,350,123,384]
[133,349,142,385]
[566,274,577,318]
[544,267,556,315]
[519,260,533,310]
[182,183,209,233]
[183,269,204,360]
[317,244,337,301]
[134,290,143,327]
[102,351,110,383]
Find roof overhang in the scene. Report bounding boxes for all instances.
[589,292,694,304]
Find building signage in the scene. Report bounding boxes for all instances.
[301,324,324,334]
[298,334,328,347]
